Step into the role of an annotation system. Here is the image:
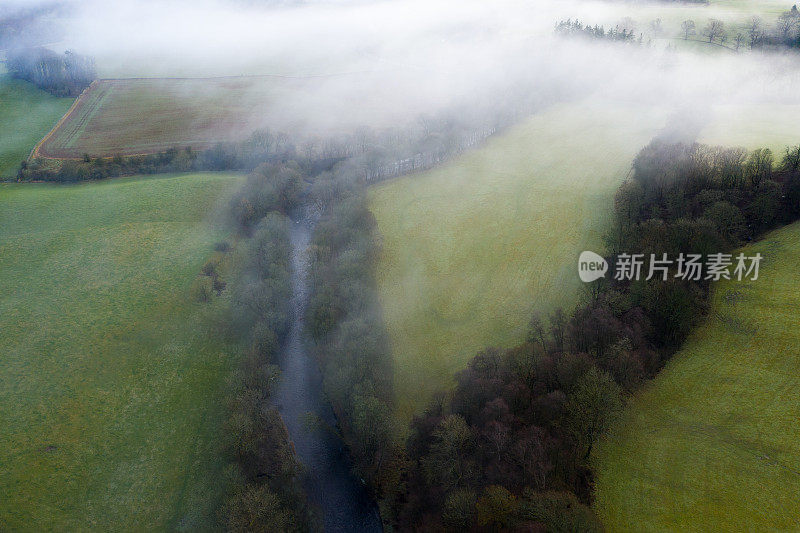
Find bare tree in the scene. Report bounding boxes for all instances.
[703,18,726,43]
[781,145,800,172]
[746,148,773,188]
[681,19,696,40]
[734,32,745,50]
[748,16,763,48]
[777,11,800,41]
[619,17,637,34]
[526,313,547,349]
[650,18,663,37]
[549,309,567,353]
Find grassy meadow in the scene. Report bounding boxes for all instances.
[593,222,800,531]
[0,73,72,177]
[369,100,667,422]
[0,173,243,530]
[699,103,800,153]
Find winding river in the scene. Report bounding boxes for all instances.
[272,218,382,532]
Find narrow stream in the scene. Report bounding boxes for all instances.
[273,218,382,532]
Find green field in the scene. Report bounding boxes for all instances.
[0,73,72,177]
[369,100,667,422]
[593,222,800,531]
[0,173,243,530]
[699,103,800,153]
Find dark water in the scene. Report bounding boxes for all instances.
[272,219,383,532]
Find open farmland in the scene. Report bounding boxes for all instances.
[32,73,422,160]
[0,72,72,177]
[0,173,243,530]
[593,222,800,531]
[368,100,667,422]
[34,77,312,158]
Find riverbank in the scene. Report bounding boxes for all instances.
[273,217,382,531]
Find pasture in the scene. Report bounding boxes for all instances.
[593,222,800,530]
[699,103,800,153]
[368,100,667,422]
[0,73,72,177]
[0,173,243,530]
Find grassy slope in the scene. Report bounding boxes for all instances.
[594,102,800,531]
[0,173,242,530]
[369,100,666,422]
[699,103,800,154]
[0,73,72,177]
[593,222,800,531]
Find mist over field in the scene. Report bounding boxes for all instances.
[9,0,799,138]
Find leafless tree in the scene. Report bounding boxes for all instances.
[703,18,726,43]
[746,148,773,188]
[781,145,800,172]
[681,19,696,40]
[618,16,637,34]
[748,16,763,48]
[776,11,799,40]
[734,32,745,50]
[650,18,663,37]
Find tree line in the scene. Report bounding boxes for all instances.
[222,154,404,529]
[7,47,95,97]
[16,117,497,184]
[207,165,318,531]
[555,19,643,45]
[394,138,800,530]
[680,6,800,50]
[17,137,297,182]
[304,185,405,523]
[223,148,403,528]
[556,8,800,53]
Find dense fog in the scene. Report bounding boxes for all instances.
[5,0,800,138]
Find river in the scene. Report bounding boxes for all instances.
[272,218,383,532]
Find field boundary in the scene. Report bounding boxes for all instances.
[29,81,93,160]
